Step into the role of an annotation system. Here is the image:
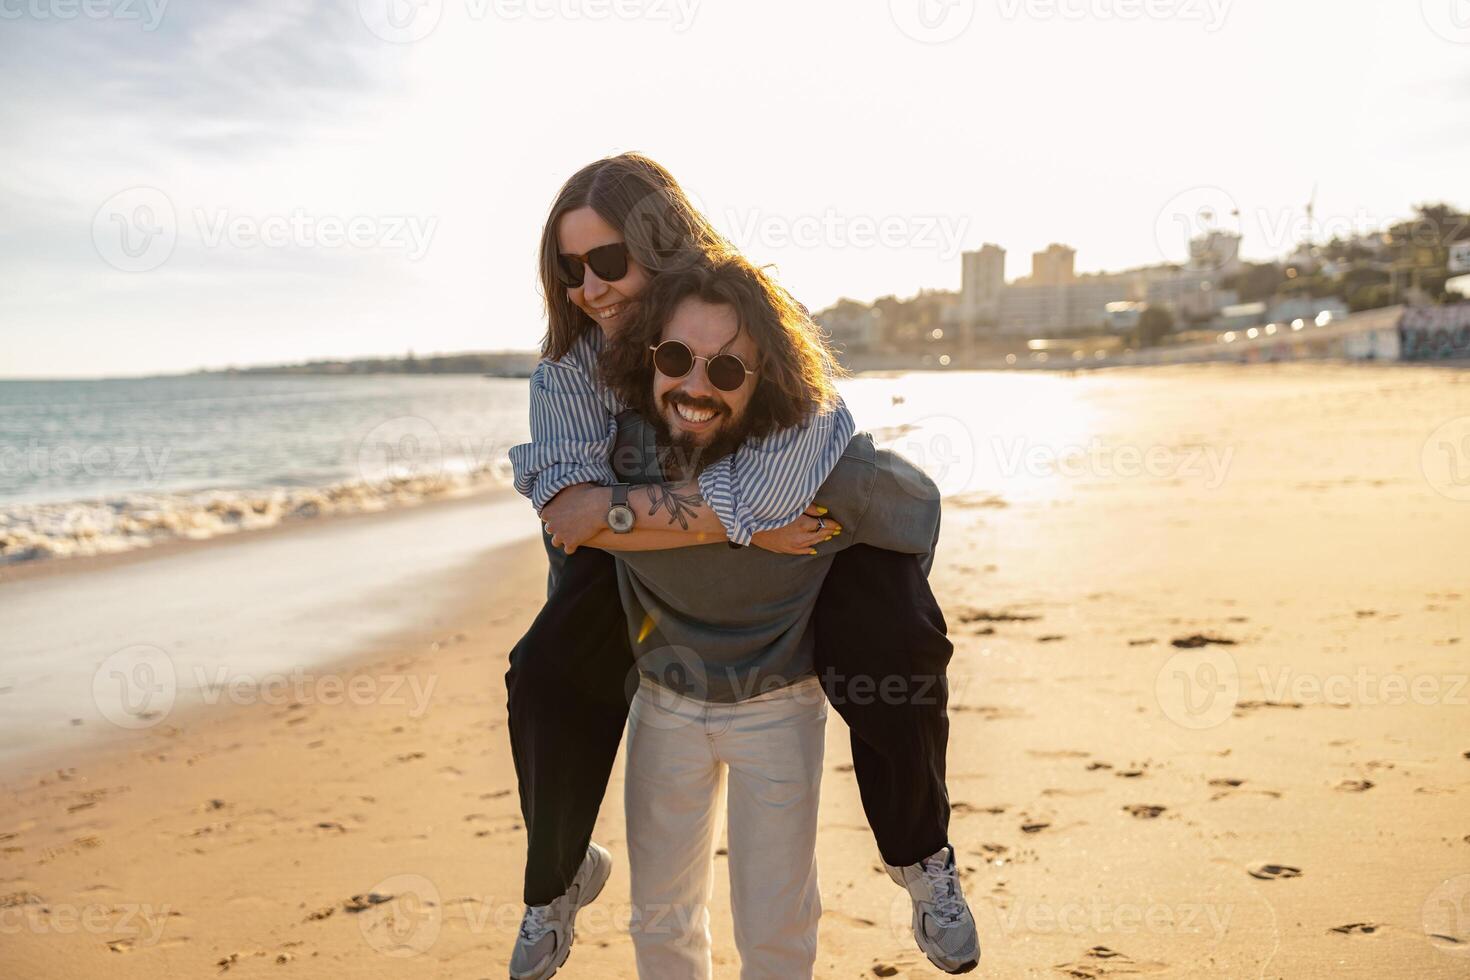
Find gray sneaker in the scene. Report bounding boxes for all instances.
[886,844,980,974]
[509,842,613,980]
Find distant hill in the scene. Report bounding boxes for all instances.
[188,350,539,378]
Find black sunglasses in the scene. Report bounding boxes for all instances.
[650,340,756,393]
[555,242,629,288]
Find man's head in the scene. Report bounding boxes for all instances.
[602,256,842,476]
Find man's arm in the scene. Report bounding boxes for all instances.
[542,482,837,554]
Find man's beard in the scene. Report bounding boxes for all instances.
[649,392,750,482]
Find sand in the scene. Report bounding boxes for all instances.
[2,362,1467,979]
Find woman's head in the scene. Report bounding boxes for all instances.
[538,152,733,360]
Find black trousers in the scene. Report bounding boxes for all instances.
[505,543,952,906]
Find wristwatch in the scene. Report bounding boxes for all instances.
[607,484,635,534]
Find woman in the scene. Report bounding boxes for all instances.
[505,153,974,979]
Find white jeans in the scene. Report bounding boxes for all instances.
[624,676,828,980]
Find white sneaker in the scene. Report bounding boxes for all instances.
[509,842,613,980]
[886,844,980,974]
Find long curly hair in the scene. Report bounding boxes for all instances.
[599,255,843,440]
[537,152,735,361]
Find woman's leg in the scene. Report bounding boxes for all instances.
[505,542,637,905]
[812,543,953,869]
[625,683,724,980]
[720,678,828,980]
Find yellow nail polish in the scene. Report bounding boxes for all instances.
[814,506,828,515]
[832,528,841,536]
[807,548,818,555]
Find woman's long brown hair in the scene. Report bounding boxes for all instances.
[537,152,735,361]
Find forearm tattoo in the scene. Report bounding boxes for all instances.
[638,483,705,530]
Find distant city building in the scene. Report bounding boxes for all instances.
[960,244,1005,328]
[814,298,882,352]
[1188,230,1242,273]
[958,232,1239,338]
[1030,244,1076,286]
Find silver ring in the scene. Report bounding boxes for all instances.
[815,517,826,532]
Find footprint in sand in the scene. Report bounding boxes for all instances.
[1336,779,1374,792]
[1246,862,1302,880]
[1170,633,1237,649]
[1123,805,1166,819]
[1055,945,1169,977]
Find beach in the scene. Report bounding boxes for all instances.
[2,362,1468,979]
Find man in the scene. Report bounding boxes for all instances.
[534,257,980,978]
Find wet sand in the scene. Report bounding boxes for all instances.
[2,362,1467,978]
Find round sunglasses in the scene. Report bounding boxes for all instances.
[555,242,629,288]
[650,340,757,392]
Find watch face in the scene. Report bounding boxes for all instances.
[608,504,636,534]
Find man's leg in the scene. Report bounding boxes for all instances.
[625,683,724,980]
[506,543,637,905]
[720,678,827,980]
[813,543,952,868]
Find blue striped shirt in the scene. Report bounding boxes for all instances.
[508,329,855,546]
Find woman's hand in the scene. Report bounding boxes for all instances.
[540,484,608,554]
[750,504,841,556]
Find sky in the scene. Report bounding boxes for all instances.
[3,0,1468,378]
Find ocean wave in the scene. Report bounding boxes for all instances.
[0,467,514,566]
